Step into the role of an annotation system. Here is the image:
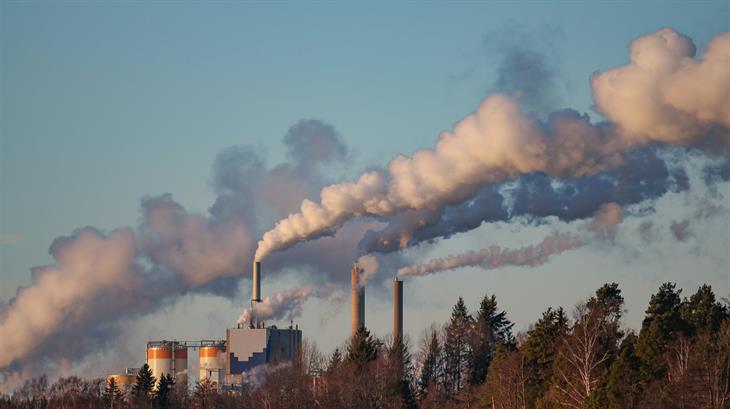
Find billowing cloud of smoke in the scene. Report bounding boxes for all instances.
[256,29,730,262]
[359,148,685,253]
[355,254,380,286]
[397,202,623,277]
[0,119,352,386]
[0,228,142,370]
[237,285,334,325]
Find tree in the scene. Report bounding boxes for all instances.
[680,284,728,336]
[480,346,529,409]
[443,297,472,398]
[104,377,123,409]
[468,294,514,386]
[155,374,174,408]
[418,329,442,401]
[522,306,569,406]
[636,282,687,381]
[602,333,643,409]
[347,326,378,369]
[385,336,418,409]
[133,363,156,406]
[327,348,343,374]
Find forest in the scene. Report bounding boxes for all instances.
[1,282,728,409]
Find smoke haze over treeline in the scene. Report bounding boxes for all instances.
[1,26,729,392]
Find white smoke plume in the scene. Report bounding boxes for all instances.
[396,233,585,278]
[397,203,624,278]
[0,119,354,387]
[0,228,139,369]
[256,29,730,261]
[237,285,333,325]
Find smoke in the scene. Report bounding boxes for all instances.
[397,203,624,278]
[485,24,564,114]
[237,285,333,325]
[0,228,140,369]
[355,254,380,286]
[397,233,584,277]
[587,203,624,241]
[0,119,353,386]
[256,29,729,262]
[670,220,691,241]
[360,148,686,253]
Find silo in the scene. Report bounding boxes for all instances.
[351,265,365,336]
[147,344,172,384]
[173,346,188,385]
[199,345,225,386]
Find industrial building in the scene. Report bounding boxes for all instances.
[111,260,404,389]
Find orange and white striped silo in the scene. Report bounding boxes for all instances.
[199,345,225,386]
[173,346,188,386]
[147,344,173,384]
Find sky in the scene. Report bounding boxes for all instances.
[1,1,729,389]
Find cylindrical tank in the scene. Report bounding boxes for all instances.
[147,343,187,386]
[393,279,403,340]
[107,374,136,395]
[351,265,365,336]
[147,345,172,385]
[252,261,261,302]
[173,346,188,386]
[199,345,225,386]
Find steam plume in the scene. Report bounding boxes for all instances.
[237,285,333,325]
[256,29,730,261]
[397,202,623,277]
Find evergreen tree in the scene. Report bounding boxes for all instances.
[636,282,687,380]
[155,373,174,408]
[347,326,378,369]
[386,337,418,409]
[104,377,122,409]
[443,297,472,398]
[326,348,343,374]
[133,363,156,406]
[522,306,568,405]
[468,294,514,386]
[603,333,643,409]
[680,284,727,335]
[418,330,442,400]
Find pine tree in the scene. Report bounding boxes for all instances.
[104,377,122,409]
[522,306,568,405]
[155,373,174,408]
[468,294,514,386]
[386,336,418,409]
[326,348,343,374]
[347,326,378,369]
[635,282,687,381]
[443,297,472,398]
[680,284,727,335]
[133,363,156,406]
[603,333,643,409]
[418,330,442,400]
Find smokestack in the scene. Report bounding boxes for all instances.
[252,261,261,302]
[393,279,403,341]
[351,265,365,336]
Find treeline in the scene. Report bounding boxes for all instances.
[1,282,728,408]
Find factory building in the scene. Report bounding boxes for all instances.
[225,324,302,385]
[106,368,138,396]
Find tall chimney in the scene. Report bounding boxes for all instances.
[393,279,403,340]
[252,261,261,302]
[351,265,365,336]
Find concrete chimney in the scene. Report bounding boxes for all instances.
[252,261,261,302]
[393,279,403,340]
[351,265,365,336]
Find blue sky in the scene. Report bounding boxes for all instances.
[1,1,729,379]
